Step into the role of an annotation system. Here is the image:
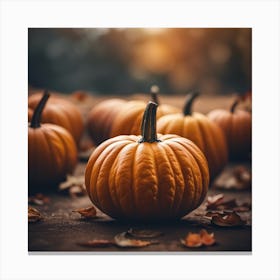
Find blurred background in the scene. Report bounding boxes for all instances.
[28,28,251,96]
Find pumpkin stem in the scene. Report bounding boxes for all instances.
[139,101,159,143]
[150,85,160,105]
[230,98,239,113]
[30,90,50,128]
[183,91,199,116]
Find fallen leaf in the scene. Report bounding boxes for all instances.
[206,193,224,205]
[72,206,97,219]
[28,206,43,223]
[127,228,163,239]
[114,232,158,248]
[59,175,87,197]
[181,232,203,248]
[28,193,50,205]
[181,229,216,248]
[205,211,222,218]
[206,194,238,211]
[211,211,246,227]
[69,185,87,198]
[77,239,114,248]
[200,229,216,246]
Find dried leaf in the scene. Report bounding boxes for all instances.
[77,239,114,248]
[205,211,221,218]
[28,206,43,223]
[114,232,158,248]
[181,233,203,248]
[211,211,246,227]
[181,229,216,248]
[206,194,238,211]
[72,206,97,219]
[28,193,50,205]
[59,175,87,197]
[59,175,85,191]
[200,229,215,246]
[69,185,87,198]
[127,228,163,239]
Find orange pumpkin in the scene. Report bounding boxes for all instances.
[207,98,252,160]
[86,98,126,145]
[28,91,84,145]
[87,86,180,145]
[110,87,180,138]
[157,92,228,179]
[85,101,209,221]
[29,93,78,192]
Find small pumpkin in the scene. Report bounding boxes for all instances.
[86,98,127,145]
[29,92,78,192]
[28,91,84,145]
[157,92,228,179]
[110,86,180,138]
[207,98,252,160]
[85,101,209,221]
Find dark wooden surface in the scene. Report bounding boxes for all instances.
[28,94,251,253]
[28,163,251,253]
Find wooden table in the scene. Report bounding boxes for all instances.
[28,164,251,252]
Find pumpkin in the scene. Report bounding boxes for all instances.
[28,91,84,145]
[207,98,252,160]
[110,86,180,138]
[157,92,228,179]
[29,92,78,192]
[86,98,127,145]
[85,101,209,221]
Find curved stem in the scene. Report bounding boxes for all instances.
[150,85,160,105]
[30,90,50,128]
[139,101,159,143]
[183,92,199,116]
[230,98,239,113]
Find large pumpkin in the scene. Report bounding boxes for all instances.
[29,93,78,193]
[110,87,180,138]
[85,101,209,221]
[28,91,84,145]
[207,98,252,160]
[157,92,228,179]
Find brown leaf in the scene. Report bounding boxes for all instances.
[77,239,114,248]
[211,211,246,227]
[205,211,222,218]
[72,206,97,219]
[127,228,163,239]
[114,232,158,248]
[206,194,238,211]
[28,193,50,205]
[28,206,43,223]
[206,193,224,205]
